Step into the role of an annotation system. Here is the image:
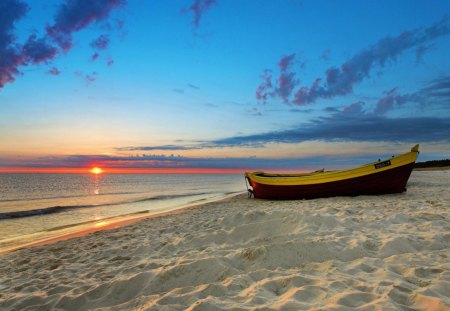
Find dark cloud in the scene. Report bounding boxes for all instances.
[340,101,366,116]
[291,16,450,105]
[22,35,58,64]
[323,106,340,113]
[0,0,29,89]
[47,67,61,75]
[173,84,200,94]
[127,92,449,151]
[91,34,110,50]
[91,52,99,61]
[117,145,202,151]
[370,76,450,115]
[75,71,97,84]
[289,108,314,114]
[422,76,450,98]
[247,107,262,116]
[106,56,114,66]
[278,53,295,71]
[187,83,200,90]
[47,0,126,52]
[173,88,185,94]
[0,152,354,170]
[276,54,299,102]
[183,0,217,30]
[255,69,273,102]
[2,147,448,171]
[256,17,450,106]
[415,45,431,63]
[1,0,125,90]
[256,54,300,103]
[209,116,450,147]
[373,87,400,115]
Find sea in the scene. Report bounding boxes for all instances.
[0,173,245,252]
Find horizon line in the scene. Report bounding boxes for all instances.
[0,167,247,174]
[0,167,315,174]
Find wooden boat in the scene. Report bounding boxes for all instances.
[245,145,419,200]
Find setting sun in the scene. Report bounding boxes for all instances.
[90,167,103,174]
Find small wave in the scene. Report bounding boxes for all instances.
[0,191,145,203]
[0,192,211,220]
[133,193,208,202]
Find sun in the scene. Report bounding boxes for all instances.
[90,167,103,174]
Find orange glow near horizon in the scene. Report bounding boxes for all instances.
[0,167,248,174]
[90,167,103,174]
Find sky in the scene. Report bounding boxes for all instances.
[1,0,449,173]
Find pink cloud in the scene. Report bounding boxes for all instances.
[0,0,29,89]
[255,69,273,102]
[1,0,126,90]
[373,87,400,115]
[257,54,300,103]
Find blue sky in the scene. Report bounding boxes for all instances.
[1,0,449,171]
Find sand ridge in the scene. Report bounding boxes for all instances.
[0,171,449,310]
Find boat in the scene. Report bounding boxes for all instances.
[244,145,419,200]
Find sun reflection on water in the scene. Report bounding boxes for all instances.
[92,174,101,195]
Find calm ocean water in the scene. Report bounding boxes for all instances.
[0,173,244,251]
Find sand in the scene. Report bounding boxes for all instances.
[414,166,450,171]
[0,171,449,310]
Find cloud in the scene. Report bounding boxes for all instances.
[106,56,114,66]
[183,0,217,30]
[91,52,100,61]
[373,87,400,115]
[257,16,450,105]
[173,83,201,94]
[247,107,262,116]
[276,54,299,102]
[127,86,449,151]
[91,34,110,50]
[75,71,98,84]
[187,83,200,90]
[289,108,314,114]
[370,75,450,115]
[0,0,29,89]
[0,152,348,170]
[291,16,450,105]
[22,34,58,64]
[256,54,300,103]
[422,76,450,98]
[324,106,340,113]
[173,88,185,94]
[209,116,450,148]
[47,0,126,52]
[1,0,125,90]
[415,44,431,63]
[117,144,202,151]
[47,67,61,75]
[255,69,273,102]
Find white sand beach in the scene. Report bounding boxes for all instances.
[0,171,449,310]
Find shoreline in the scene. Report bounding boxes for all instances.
[2,168,448,254]
[0,191,245,255]
[1,168,448,254]
[1,171,449,310]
